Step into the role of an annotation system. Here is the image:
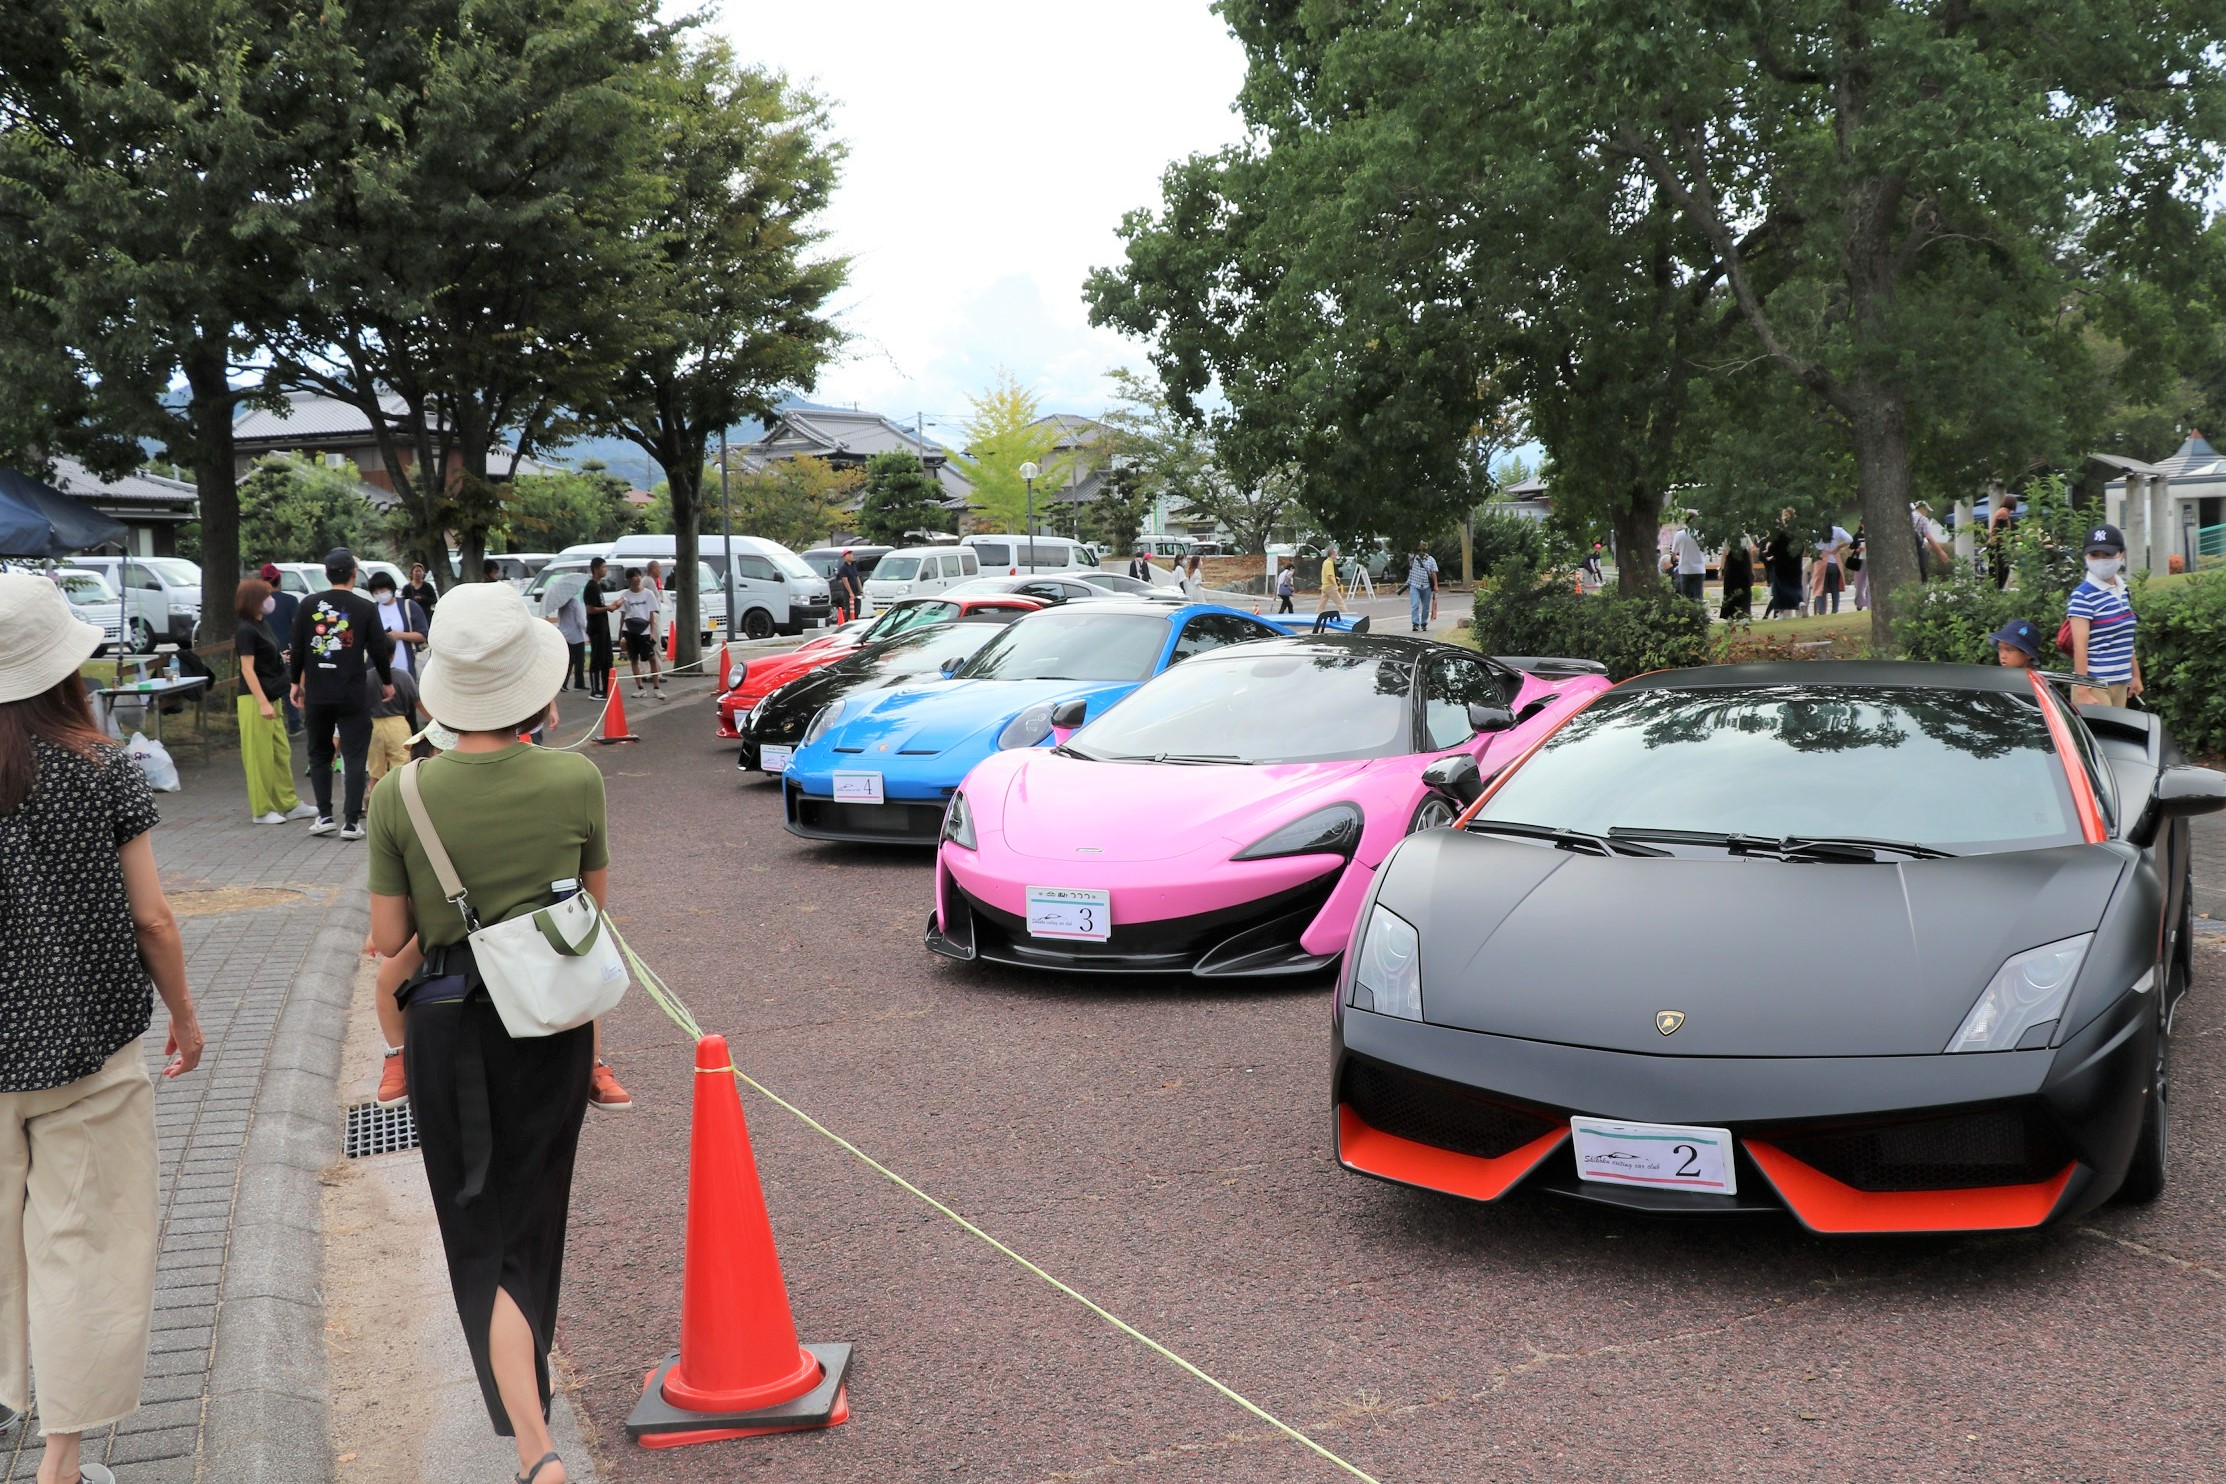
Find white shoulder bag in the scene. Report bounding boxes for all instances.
[397,760,629,1038]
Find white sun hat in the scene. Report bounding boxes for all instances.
[0,572,105,704]
[417,581,569,732]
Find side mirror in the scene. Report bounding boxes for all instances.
[1514,692,1559,726]
[1467,703,1516,734]
[1049,699,1088,729]
[2154,765,2226,819]
[1421,753,1484,803]
[937,655,965,678]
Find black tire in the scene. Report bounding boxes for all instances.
[2115,965,2178,1204]
[741,607,775,641]
[1409,793,1460,834]
[125,617,156,654]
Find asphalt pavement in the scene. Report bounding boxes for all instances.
[552,680,2226,1484]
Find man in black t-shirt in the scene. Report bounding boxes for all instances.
[289,547,394,839]
[402,561,440,617]
[581,556,620,698]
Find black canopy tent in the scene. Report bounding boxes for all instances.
[0,466,130,556]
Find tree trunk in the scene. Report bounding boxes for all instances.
[1610,483,1661,596]
[182,344,237,650]
[667,452,704,671]
[1848,390,1917,651]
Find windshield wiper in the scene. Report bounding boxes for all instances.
[1463,820,1668,857]
[1147,751,1250,765]
[1050,742,1095,760]
[1608,827,1956,862]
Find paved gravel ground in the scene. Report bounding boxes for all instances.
[558,687,2226,1483]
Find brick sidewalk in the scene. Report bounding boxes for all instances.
[1,738,363,1483]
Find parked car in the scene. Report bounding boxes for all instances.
[800,545,894,583]
[608,534,829,639]
[1331,663,2220,1233]
[959,533,1100,576]
[1131,536,1196,562]
[484,553,554,588]
[716,593,1043,738]
[927,633,1610,977]
[52,567,124,654]
[68,555,200,648]
[525,559,725,642]
[860,545,981,607]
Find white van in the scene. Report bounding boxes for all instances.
[860,546,980,606]
[608,534,832,639]
[1130,535,1195,562]
[526,558,724,643]
[68,555,201,647]
[958,533,1100,576]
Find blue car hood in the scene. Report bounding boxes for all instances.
[821,677,1137,758]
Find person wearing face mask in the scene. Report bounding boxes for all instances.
[257,562,303,734]
[2066,523,2142,708]
[366,569,431,676]
[235,578,318,825]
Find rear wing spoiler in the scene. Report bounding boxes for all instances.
[1496,655,1609,677]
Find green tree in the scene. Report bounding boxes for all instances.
[237,456,382,563]
[1081,461,1153,554]
[948,371,1071,533]
[855,452,948,547]
[576,40,847,669]
[726,456,860,551]
[500,463,640,551]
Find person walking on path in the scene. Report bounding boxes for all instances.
[235,577,317,825]
[618,567,665,699]
[367,665,421,783]
[1846,524,1869,611]
[1315,543,1346,631]
[1761,511,1803,619]
[0,574,205,1484]
[1405,547,1435,631]
[581,558,618,700]
[1128,551,1153,583]
[403,561,441,617]
[1670,523,1708,603]
[1275,562,1295,613]
[367,569,430,675]
[834,549,864,623]
[367,582,609,1484]
[1179,555,1205,601]
[257,563,303,734]
[1718,537,1754,622]
[289,548,395,842]
[548,578,589,693]
[2067,523,2143,708]
[1810,525,1850,615]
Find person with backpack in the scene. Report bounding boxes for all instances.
[2066,523,2143,707]
[289,548,395,841]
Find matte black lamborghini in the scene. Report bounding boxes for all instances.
[1334,662,2224,1233]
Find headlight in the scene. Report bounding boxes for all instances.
[1945,933,2092,1052]
[943,791,976,850]
[729,662,749,693]
[997,703,1055,750]
[802,697,848,745]
[1350,904,1422,1020]
[1233,803,1362,861]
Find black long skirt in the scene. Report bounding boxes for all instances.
[404,995,594,1434]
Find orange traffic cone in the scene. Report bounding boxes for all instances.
[717,642,733,692]
[596,684,640,745]
[664,621,677,662]
[627,1035,851,1447]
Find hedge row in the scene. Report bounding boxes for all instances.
[1468,558,1711,679]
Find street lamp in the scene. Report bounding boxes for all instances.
[1019,460,1040,573]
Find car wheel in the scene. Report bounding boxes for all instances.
[1409,793,1459,834]
[126,617,156,654]
[2115,965,2178,1204]
[742,608,775,641]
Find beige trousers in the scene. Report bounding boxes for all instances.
[0,1042,156,1435]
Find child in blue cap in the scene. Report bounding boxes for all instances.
[1989,617,2040,669]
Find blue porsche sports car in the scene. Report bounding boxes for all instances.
[781,600,1294,844]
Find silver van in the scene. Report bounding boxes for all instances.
[959,534,1100,576]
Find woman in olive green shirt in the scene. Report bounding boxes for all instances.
[366,584,604,1484]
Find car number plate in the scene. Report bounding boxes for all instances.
[1025,887,1112,942]
[758,744,794,774]
[831,770,884,804]
[1569,1117,1737,1195]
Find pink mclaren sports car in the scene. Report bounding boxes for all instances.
[925,631,1612,978]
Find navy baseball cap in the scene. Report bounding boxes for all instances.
[1989,618,2041,658]
[2083,523,2125,554]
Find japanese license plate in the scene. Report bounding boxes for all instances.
[1025,886,1112,942]
[758,744,794,774]
[831,770,884,804]
[1569,1116,1737,1195]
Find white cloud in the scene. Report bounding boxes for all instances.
[702,0,1247,430]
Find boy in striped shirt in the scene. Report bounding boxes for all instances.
[2067,522,2142,708]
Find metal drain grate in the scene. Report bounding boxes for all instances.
[344,1100,421,1158]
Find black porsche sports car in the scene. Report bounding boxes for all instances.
[734,612,1028,776]
[1334,662,2224,1234]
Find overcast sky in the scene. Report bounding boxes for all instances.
[703,0,1249,445]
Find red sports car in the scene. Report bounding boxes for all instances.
[715,593,1042,737]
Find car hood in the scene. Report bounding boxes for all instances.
[819,677,1131,759]
[1375,831,2127,1057]
[990,752,1377,862]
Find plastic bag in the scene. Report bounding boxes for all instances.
[124,731,182,792]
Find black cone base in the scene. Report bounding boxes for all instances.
[627,1341,852,1447]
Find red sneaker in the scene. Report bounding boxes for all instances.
[376,1053,408,1108]
[589,1060,632,1111]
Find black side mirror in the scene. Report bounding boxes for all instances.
[1050,698,1088,729]
[2155,765,2226,819]
[1421,753,1484,803]
[1514,692,1559,726]
[1467,703,1516,734]
[938,655,965,677]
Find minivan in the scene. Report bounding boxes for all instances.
[608,534,833,639]
[525,559,725,642]
[1130,536,1195,562]
[958,534,1099,576]
[69,555,201,647]
[800,545,893,582]
[860,546,980,607]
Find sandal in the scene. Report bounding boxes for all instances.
[516,1451,561,1484]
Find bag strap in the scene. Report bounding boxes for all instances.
[397,760,480,929]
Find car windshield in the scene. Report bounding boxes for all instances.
[1474,683,2081,853]
[140,558,199,585]
[1068,650,1415,763]
[55,572,113,604]
[866,601,956,639]
[939,578,1009,599]
[766,547,817,580]
[874,557,922,581]
[956,610,1168,683]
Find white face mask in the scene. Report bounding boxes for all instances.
[261,596,277,616]
[2086,555,2123,580]
[377,591,396,605]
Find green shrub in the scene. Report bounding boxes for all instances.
[2135,572,2226,755]
[1470,557,1711,679]
[1888,576,2067,666]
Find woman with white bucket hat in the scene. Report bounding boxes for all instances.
[0,574,205,1484]
[364,581,608,1484]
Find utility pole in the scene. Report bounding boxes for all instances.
[719,425,736,637]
